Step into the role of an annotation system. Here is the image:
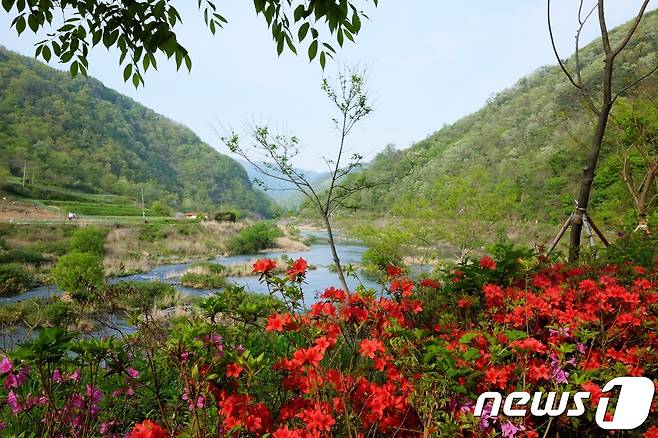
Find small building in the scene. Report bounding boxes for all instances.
[184,212,209,220]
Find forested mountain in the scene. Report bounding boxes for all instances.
[237,159,330,209]
[0,46,276,217]
[349,10,658,230]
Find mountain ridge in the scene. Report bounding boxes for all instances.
[0,46,276,217]
[346,9,658,230]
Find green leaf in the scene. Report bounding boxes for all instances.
[293,4,304,21]
[298,22,309,41]
[42,45,51,62]
[123,64,132,81]
[308,39,318,61]
[132,72,140,88]
[352,11,361,33]
[505,330,528,341]
[184,54,192,71]
[276,35,284,56]
[15,16,26,34]
[319,51,326,69]
[463,347,481,361]
[27,14,38,32]
[459,332,479,344]
[2,0,14,13]
[285,35,296,54]
[69,61,78,77]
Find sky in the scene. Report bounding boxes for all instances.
[0,1,654,171]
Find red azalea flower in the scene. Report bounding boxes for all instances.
[272,425,303,438]
[581,381,603,405]
[510,337,546,354]
[479,256,497,270]
[420,278,441,289]
[390,278,414,297]
[253,258,277,274]
[457,298,472,308]
[483,365,513,389]
[265,313,292,333]
[321,287,346,301]
[386,264,403,277]
[129,420,169,438]
[645,425,658,438]
[359,339,385,359]
[226,363,244,378]
[287,258,308,280]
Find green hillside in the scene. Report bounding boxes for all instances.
[348,10,658,231]
[0,46,275,217]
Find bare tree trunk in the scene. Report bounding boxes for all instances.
[569,101,613,261]
[323,215,349,292]
[549,0,654,261]
[635,212,649,233]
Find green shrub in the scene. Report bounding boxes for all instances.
[113,281,177,309]
[42,300,76,326]
[138,223,167,242]
[0,247,46,264]
[0,263,33,295]
[51,251,104,296]
[181,272,227,289]
[30,240,70,256]
[214,210,237,222]
[69,227,107,255]
[151,200,171,217]
[603,231,658,268]
[227,222,281,255]
[361,247,401,271]
[176,222,203,236]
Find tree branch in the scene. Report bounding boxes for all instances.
[611,0,652,59]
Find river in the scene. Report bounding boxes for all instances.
[0,231,381,349]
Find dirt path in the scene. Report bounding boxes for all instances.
[0,197,63,222]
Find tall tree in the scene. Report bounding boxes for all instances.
[548,0,658,260]
[1,0,378,86]
[617,99,658,232]
[223,69,374,292]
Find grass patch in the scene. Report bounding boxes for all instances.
[0,247,46,265]
[42,200,152,216]
[180,263,228,288]
[0,264,33,295]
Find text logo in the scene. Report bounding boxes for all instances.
[474,376,654,430]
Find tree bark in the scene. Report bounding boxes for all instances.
[323,215,350,293]
[568,58,614,261]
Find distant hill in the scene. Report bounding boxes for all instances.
[237,159,330,209]
[347,10,658,229]
[0,46,276,218]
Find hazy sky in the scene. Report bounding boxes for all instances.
[0,1,653,170]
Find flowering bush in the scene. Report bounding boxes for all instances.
[1,252,658,437]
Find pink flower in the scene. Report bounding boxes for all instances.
[6,390,21,414]
[52,369,62,384]
[501,421,523,437]
[0,357,12,374]
[4,366,29,389]
[127,367,140,379]
[68,368,81,382]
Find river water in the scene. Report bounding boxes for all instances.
[0,231,381,348]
